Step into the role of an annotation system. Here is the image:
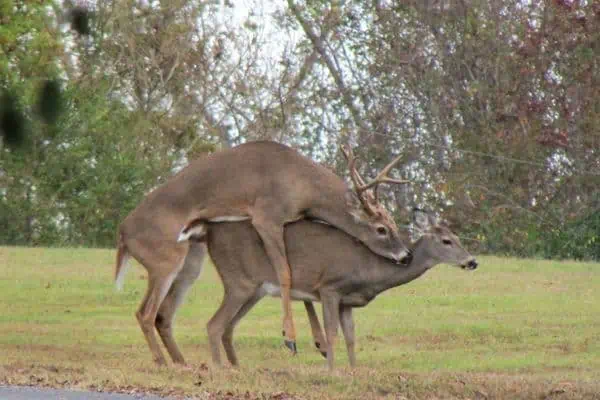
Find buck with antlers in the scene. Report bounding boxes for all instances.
[115,141,410,365]
[203,209,478,370]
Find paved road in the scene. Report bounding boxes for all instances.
[0,386,170,400]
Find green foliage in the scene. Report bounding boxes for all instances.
[540,211,600,261]
[0,80,176,247]
[0,2,183,247]
[40,84,171,247]
[461,207,600,261]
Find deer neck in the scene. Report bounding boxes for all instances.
[362,238,435,298]
[305,187,361,233]
[406,236,440,271]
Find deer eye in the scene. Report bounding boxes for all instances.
[442,238,452,245]
[376,226,388,236]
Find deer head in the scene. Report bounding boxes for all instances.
[340,145,411,262]
[412,208,478,270]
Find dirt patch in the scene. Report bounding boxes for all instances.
[0,362,304,400]
[11,363,599,400]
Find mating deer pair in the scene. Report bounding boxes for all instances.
[115,141,411,366]
[118,207,477,370]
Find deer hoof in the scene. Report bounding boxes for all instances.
[153,357,167,366]
[284,340,297,354]
[315,342,327,358]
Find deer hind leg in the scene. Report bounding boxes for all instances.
[250,211,297,354]
[156,242,206,365]
[304,301,327,358]
[222,289,266,367]
[339,305,356,368]
[321,292,341,371]
[207,287,256,367]
[131,241,188,366]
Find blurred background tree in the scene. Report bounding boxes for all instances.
[1,0,598,259]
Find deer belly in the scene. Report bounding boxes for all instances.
[260,282,319,302]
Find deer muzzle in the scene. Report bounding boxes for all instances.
[460,259,478,270]
[398,250,413,266]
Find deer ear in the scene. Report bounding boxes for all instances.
[413,208,431,233]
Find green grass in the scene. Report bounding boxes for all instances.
[1,247,599,399]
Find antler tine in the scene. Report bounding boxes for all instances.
[340,144,368,188]
[340,144,378,215]
[355,154,411,194]
[340,144,353,161]
[340,145,410,208]
[349,156,369,196]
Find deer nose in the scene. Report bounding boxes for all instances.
[464,259,478,270]
[397,250,412,265]
[395,249,412,265]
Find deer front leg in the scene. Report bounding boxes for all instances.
[250,211,297,354]
[304,301,327,358]
[321,292,341,371]
[339,305,356,368]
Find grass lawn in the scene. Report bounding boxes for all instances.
[1,246,599,399]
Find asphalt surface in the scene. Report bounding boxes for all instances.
[0,386,170,400]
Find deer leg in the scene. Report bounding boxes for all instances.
[221,289,265,367]
[250,213,297,354]
[339,305,356,368]
[321,292,341,371]
[304,301,327,358]
[156,242,206,365]
[136,263,185,365]
[207,288,255,367]
[129,237,189,366]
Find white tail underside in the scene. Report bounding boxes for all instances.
[176,224,207,243]
[176,216,251,243]
[115,253,130,291]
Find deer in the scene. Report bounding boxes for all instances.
[114,140,411,366]
[201,209,478,370]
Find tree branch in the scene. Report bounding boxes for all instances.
[287,0,369,134]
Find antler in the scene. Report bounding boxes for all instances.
[340,144,367,191]
[340,144,411,205]
[341,144,378,215]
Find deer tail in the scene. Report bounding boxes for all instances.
[114,232,131,291]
